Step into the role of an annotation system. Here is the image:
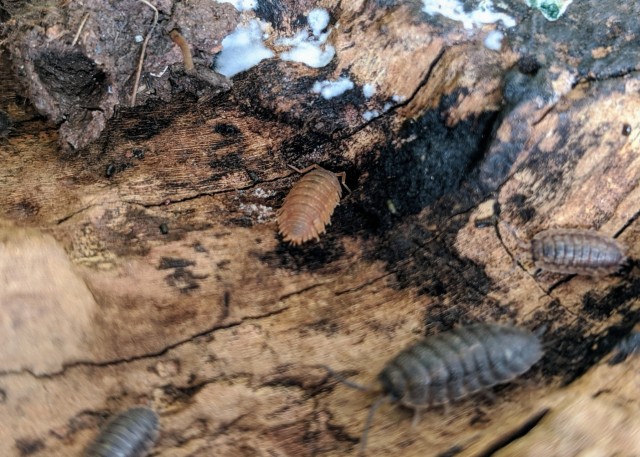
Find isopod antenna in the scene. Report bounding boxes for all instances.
[313,364,386,455]
[316,364,375,392]
[359,395,390,456]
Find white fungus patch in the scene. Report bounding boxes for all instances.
[280,41,335,68]
[215,20,274,77]
[278,8,336,68]
[215,0,257,11]
[312,77,355,100]
[422,0,516,29]
[239,203,275,223]
[362,110,380,121]
[483,30,504,51]
[307,8,330,36]
[253,187,275,198]
[363,83,376,98]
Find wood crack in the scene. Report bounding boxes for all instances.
[0,306,290,380]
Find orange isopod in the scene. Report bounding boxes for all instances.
[277,164,349,245]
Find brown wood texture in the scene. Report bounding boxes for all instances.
[1,1,640,456]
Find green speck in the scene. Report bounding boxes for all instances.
[525,0,573,21]
[540,2,560,19]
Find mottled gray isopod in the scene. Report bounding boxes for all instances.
[530,229,626,275]
[499,223,627,276]
[84,407,159,457]
[609,331,640,365]
[0,110,11,139]
[332,324,543,453]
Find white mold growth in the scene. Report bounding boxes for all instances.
[362,110,380,121]
[483,30,504,51]
[215,0,257,11]
[239,203,275,223]
[253,188,275,198]
[279,40,335,68]
[307,8,330,37]
[422,0,516,29]
[312,77,355,100]
[363,83,376,98]
[278,8,336,68]
[215,20,274,78]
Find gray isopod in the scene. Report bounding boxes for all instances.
[84,407,159,457]
[0,110,12,139]
[336,324,543,453]
[609,331,640,365]
[530,229,626,275]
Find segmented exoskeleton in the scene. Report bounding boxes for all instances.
[529,229,626,275]
[277,164,349,245]
[499,222,627,276]
[329,324,543,454]
[84,407,159,457]
[609,330,640,365]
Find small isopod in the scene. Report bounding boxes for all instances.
[609,330,640,365]
[500,223,627,276]
[329,324,542,453]
[84,407,159,457]
[105,163,116,178]
[0,110,12,139]
[277,164,349,245]
[530,229,626,275]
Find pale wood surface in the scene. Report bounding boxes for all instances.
[1,1,640,456]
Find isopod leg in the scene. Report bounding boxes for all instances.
[334,171,352,194]
[287,163,322,174]
[498,220,531,252]
[411,408,423,428]
[316,364,376,392]
[479,389,496,404]
[286,164,352,194]
[443,402,451,415]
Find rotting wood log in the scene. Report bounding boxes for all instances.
[1,0,640,456]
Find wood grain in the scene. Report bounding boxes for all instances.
[1,1,640,456]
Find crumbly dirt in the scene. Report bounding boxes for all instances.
[1,1,640,456]
[1,0,238,150]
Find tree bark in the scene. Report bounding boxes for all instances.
[1,1,640,456]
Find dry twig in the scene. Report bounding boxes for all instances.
[130,0,158,107]
[71,13,89,46]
